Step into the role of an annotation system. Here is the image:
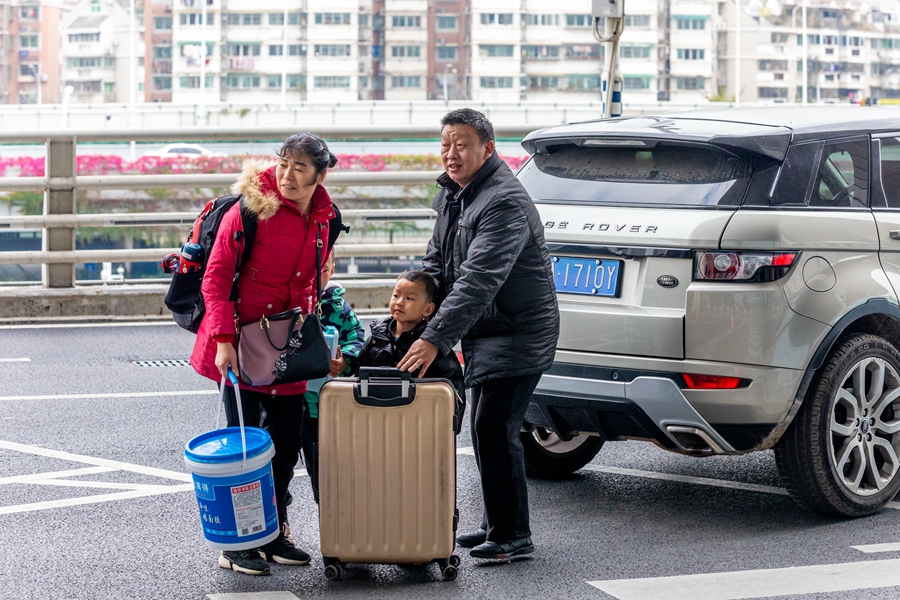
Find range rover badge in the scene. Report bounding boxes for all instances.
[657,275,678,288]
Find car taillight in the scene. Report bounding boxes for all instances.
[693,251,798,282]
[682,374,743,389]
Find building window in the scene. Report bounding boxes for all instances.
[20,35,38,49]
[180,75,213,88]
[676,77,705,90]
[566,44,602,60]
[153,76,172,91]
[623,76,652,90]
[391,75,421,88]
[479,44,514,58]
[105,57,116,67]
[480,76,514,88]
[314,12,351,25]
[391,45,421,58]
[68,32,101,43]
[759,59,789,71]
[436,16,458,30]
[436,46,458,60]
[226,44,261,57]
[19,63,38,76]
[675,16,706,29]
[225,74,261,88]
[314,44,351,57]
[522,45,560,60]
[67,57,102,68]
[564,74,601,90]
[20,6,39,19]
[676,49,705,60]
[620,45,651,59]
[771,32,789,44]
[229,13,261,25]
[153,17,172,30]
[153,46,172,59]
[314,76,350,88]
[480,13,514,25]
[524,76,559,90]
[392,15,421,27]
[624,14,651,27]
[565,14,593,27]
[180,13,214,25]
[758,86,788,98]
[267,74,281,87]
[270,74,305,89]
[104,82,115,93]
[524,14,559,25]
[272,44,308,56]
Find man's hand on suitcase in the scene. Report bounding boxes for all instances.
[398,339,438,378]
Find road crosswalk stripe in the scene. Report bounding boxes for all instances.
[0,485,194,516]
[207,592,301,600]
[853,542,900,553]
[581,463,789,496]
[0,357,30,362]
[588,558,900,600]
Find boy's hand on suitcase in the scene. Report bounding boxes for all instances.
[330,346,347,376]
[398,339,438,378]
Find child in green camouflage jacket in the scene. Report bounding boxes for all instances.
[300,251,365,502]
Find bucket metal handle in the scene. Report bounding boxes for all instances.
[218,367,248,468]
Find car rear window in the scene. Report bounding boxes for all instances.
[518,142,766,207]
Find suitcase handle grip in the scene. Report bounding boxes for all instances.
[355,367,415,406]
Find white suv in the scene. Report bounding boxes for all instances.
[517,107,900,517]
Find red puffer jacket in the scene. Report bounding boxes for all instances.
[190,158,333,395]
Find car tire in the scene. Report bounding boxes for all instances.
[521,427,604,478]
[774,333,900,517]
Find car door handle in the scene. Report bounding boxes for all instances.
[891,230,900,240]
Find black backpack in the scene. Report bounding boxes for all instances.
[164,194,347,333]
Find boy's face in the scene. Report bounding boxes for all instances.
[321,254,335,287]
[390,278,435,327]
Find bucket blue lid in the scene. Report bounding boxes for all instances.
[184,427,273,464]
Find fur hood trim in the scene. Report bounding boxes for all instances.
[231,158,280,220]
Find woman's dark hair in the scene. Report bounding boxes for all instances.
[440,108,495,144]
[278,133,337,175]
[398,270,439,304]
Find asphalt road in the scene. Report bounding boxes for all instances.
[3,322,900,600]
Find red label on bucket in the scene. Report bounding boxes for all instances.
[231,480,265,537]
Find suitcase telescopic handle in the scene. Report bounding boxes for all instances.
[356,367,413,405]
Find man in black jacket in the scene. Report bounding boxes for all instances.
[398,108,559,560]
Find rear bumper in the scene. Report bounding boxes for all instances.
[526,359,798,454]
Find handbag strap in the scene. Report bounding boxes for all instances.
[314,222,325,315]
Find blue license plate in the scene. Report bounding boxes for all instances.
[552,256,622,297]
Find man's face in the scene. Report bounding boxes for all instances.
[440,124,495,187]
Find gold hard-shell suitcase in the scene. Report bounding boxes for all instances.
[318,367,460,581]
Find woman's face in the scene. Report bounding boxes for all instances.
[275,151,324,207]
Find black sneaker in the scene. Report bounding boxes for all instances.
[257,524,311,565]
[218,550,271,575]
[470,536,535,560]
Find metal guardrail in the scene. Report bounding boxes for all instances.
[0,126,506,288]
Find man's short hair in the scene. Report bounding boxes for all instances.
[440,108,495,144]
[397,270,439,304]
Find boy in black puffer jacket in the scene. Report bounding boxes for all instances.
[358,271,466,421]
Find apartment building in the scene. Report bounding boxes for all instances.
[0,0,64,104]
[717,0,900,104]
[144,0,172,102]
[61,0,144,105]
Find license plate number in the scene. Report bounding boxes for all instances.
[552,256,622,297]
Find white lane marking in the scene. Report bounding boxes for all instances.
[457,446,475,455]
[0,484,194,516]
[208,592,301,600]
[0,389,217,401]
[0,466,116,484]
[0,439,192,482]
[0,321,176,330]
[588,558,900,600]
[26,479,181,491]
[0,357,30,362]
[853,542,900,553]
[581,463,790,497]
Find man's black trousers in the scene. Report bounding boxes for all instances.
[221,386,303,527]
[470,372,543,542]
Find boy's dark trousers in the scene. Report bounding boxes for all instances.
[470,373,542,542]
[221,385,303,527]
[299,408,320,504]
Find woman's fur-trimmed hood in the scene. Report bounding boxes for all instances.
[231,158,282,220]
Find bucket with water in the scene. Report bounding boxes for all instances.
[184,369,279,550]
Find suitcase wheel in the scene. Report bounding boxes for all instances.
[441,564,458,581]
[324,563,344,581]
[449,554,461,568]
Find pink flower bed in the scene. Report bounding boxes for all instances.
[0,153,528,177]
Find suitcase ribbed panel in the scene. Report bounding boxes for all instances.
[318,380,456,564]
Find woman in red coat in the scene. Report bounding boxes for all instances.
[190,133,336,576]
